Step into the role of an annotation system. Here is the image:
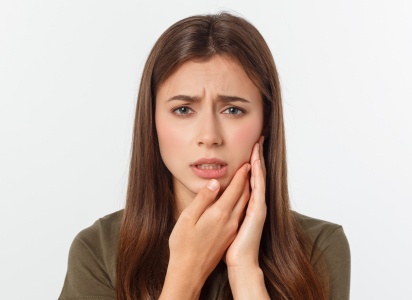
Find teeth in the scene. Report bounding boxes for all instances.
[197,164,222,170]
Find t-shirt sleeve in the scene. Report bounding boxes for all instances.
[313,225,351,300]
[295,212,351,300]
[59,215,119,300]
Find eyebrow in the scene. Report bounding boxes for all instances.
[166,95,200,102]
[166,94,250,103]
[217,94,251,103]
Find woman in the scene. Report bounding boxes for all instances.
[59,13,350,300]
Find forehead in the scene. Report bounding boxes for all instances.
[156,55,261,101]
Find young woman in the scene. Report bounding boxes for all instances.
[59,13,350,300]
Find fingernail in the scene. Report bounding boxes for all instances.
[207,179,219,191]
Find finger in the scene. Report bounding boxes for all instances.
[251,159,266,208]
[215,163,250,211]
[250,143,259,190]
[251,142,260,165]
[182,179,220,223]
[239,159,266,236]
[231,192,267,257]
[248,154,266,213]
[231,176,250,219]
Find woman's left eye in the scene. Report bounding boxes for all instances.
[223,107,245,115]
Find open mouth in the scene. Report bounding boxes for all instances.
[191,164,227,179]
[191,158,228,179]
[196,164,224,170]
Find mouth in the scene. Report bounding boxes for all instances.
[196,164,224,170]
[191,159,228,179]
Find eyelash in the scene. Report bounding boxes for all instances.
[172,106,194,115]
[222,107,245,116]
[172,106,246,117]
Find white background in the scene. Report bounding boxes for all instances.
[1,1,411,299]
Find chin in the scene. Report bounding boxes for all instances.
[182,174,233,198]
[192,178,229,194]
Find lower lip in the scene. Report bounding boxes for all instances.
[191,165,228,179]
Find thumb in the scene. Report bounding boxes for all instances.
[181,179,220,222]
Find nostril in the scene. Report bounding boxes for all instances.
[197,136,223,147]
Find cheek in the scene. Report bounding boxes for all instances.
[155,113,189,164]
[157,124,172,149]
[231,122,262,161]
[157,127,178,161]
[156,114,176,159]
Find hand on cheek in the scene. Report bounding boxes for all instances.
[225,136,266,267]
[222,136,269,299]
[161,163,251,299]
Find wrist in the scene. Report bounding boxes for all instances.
[228,264,263,283]
[228,266,269,300]
[160,260,204,300]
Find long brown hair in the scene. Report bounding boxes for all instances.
[117,12,329,299]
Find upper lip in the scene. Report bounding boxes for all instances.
[191,158,227,166]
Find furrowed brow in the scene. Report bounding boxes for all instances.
[217,94,250,103]
[166,95,200,102]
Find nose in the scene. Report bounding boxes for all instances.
[196,113,223,147]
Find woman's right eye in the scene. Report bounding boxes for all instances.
[172,106,194,115]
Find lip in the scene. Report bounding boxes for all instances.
[190,158,228,179]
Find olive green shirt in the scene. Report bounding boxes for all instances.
[59,210,350,299]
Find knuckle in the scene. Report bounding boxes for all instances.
[211,208,230,223]
[179,210,193,222]
[227,219,239,234]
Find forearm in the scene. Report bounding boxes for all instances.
[159,280,201,300]
[228,266,270,300]
[159,262,204,300]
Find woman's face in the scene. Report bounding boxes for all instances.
[155,55,263,209]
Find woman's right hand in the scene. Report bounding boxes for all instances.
[159,163,251,300]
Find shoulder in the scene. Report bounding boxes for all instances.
[75,209,123,248]
[72,209,123,280]
[59,210,123,300]
[293,211,351,299]
[294,211,346,247]
[293,211,350,264]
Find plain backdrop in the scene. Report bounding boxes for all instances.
[1,0,411,299]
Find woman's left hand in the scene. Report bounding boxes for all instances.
[225,136,270,299]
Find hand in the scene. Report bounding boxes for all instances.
[160,163,251,300]
[225,136,270,299]
[225,136,266,268]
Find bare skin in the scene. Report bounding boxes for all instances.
[159,137,269,299]
[155,56,269,299]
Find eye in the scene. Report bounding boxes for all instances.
[222,107,245,116]
[172,106,194,115]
